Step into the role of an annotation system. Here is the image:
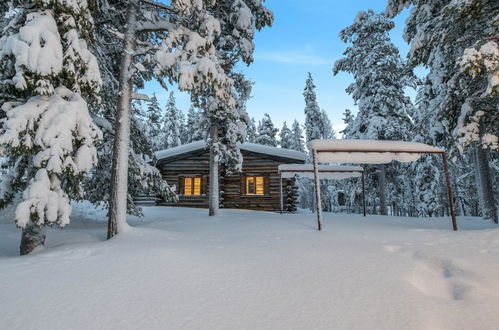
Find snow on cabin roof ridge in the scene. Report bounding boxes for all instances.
[307,139,444,153]
[155,141,307,161]
[278,164,364,172]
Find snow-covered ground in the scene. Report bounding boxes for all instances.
[1,204,499,330]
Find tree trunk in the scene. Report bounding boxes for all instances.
[475,145,498,223]
[108,3,137,239]
[20,224,46,256]
[209,120,219,216]
[377,164,387,215]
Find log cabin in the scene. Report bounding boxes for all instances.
[154,141,306,212]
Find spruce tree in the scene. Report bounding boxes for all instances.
[303,73,322,143]
[320,109,335,139]
[290,120,305,152]
[255,113,278,147]
[333,10,415,215]
[0,0,102,254]
[246,117,258,143]
[387,0,498,222]
[144,93,163,151]
[161,92,182,150]
[185,106,204,143]
[340,109,354,138]
[279,121,293,149]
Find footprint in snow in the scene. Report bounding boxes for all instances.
[407,252,475,301]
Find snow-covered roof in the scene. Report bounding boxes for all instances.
[307,139,444,164]
[278,164,363,179]
[155,141,307,162]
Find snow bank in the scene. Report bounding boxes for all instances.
[155,141,307,162]
[307,139,443,164]
[1,206,498,329]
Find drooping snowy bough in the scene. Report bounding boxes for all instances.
[0,1,102,254]
[307,140,457,232]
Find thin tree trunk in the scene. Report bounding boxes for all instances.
[209,120,219,216]
[475,145,498,223]
[378,164,387,215]
[20,224,46,256]
[108,2,137,239]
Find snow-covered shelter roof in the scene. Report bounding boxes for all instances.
[278,164,363,179]
[307,139,444,164]
[155,141,307,162]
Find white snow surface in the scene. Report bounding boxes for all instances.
[1,204,499,330]
[279,164,363,179]
[308,139,443,164]
[156,141,307,162]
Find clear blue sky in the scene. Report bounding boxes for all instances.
[145,0,412,134]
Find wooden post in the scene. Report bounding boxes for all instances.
[312,149,323,231]
[441,153,458,231]
[279,173,283,214]
[362,171,366,217]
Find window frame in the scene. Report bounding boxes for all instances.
[182,176,202,196]
[245,175,266,196]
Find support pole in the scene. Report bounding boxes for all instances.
[442,153,458,231]
[279,173,283,214]
[362,171,366,217]
[312,149,323,231]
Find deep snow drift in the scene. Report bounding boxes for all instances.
[1,204,499,330]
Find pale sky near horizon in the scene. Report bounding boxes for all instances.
[145,1,413,135]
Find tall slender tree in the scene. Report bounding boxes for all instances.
[160,92,182,150]
[303,73,322,143]
[290,120,305,152]
[333,9,415,215]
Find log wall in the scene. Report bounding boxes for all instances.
[156,149,302,212]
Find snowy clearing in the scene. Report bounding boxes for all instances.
[1,205,499,330]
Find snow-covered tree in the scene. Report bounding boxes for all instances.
[0,0,102,254]
[320,109,335,139]
[386,0,498,222]
[279,121,293,149]
[144,93,163,151]
[290,120,305,152]
[185,106,204,143]
[255,113,278,146]
[340,109,354,138]
[246,117,258,143]
[303,73,322,143]
[333,10,415,215]
[333,10,414,141]
[160,92,182,149]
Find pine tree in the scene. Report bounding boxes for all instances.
[0,0,102,254]
[333,10,415,215]
[246,117,258,143]
[320,109,335,139]
[144,93,163,151]
[255,113,278,146]
[340,109,354,138]
[387,0,498,222]
[185,106,204,143]
[290,120,305,152]
[279,121,293,149]
[178,107,187,145]
[161,92,182,149]
[303,73,322,143]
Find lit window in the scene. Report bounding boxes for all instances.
[246,176,265,195]
[184,177,201,196]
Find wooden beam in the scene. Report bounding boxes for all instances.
[442,153,458,231]
[312,149,323,231]
[279,174,283,214]
[362,171,366,217]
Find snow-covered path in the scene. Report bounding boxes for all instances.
[1,206,499,330]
